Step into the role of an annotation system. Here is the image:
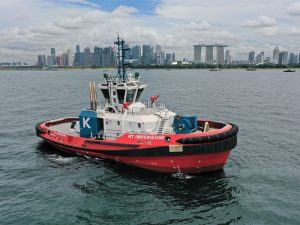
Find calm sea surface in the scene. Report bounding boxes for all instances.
[0,69,299,225]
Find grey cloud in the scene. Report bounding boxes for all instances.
[287,2,300,16]
[243,15,277,28]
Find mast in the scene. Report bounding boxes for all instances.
[114,35,130,83]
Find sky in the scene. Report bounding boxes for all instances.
[1,0,300,64]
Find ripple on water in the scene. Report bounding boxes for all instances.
[1,70,300,225]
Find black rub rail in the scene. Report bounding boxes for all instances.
[35,121,47,135]
[176,123,238,145]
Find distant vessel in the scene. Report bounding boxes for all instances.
[283,68,296,72]
[246,67,256,71]
[209,66,222,71]
[36,37,238,174]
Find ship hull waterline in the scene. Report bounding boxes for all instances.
[36,118,238,174]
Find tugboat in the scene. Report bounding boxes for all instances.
[36,37,238,174]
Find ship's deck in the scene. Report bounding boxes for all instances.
[48,122,80,137]
[47,120,220,138]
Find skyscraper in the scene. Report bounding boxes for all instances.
[273,47,279,64]
[76,45,80,54]
[37,55,46,67]
[155,45,162,65]
[256,51,264,64]
[293,55,298,64]
[67,49,74,66]
[248,51,255,63]
[131,45,141,65]
[142,44,152,65]
[51,48,56,55]
[103,47,114,66]
[225,50,231,65]
[193,45,202,64]
[279,52,288,65]
[74,44,84,66]
[94,47,103,66]
[172,53,176,63]
[216,46,225,64]
[83,47,92,65]
[205,46,214,64]
[289,53,294,64]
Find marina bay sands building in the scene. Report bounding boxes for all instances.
[193,44,228,64]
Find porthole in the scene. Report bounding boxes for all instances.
[165,136,171,142]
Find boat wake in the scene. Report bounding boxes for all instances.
[47,154,76,164]
[171,172,194,180]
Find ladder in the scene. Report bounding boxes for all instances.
[157,118,167,134]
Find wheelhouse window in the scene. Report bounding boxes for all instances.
[101,89,109,99]
[126,89,136,102]
[136,88,144,101]
[117,89,125,104]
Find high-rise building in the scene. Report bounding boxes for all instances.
[225,50,231,65]
[256,51,264,64]
[67,49,74,66]
[63,53,69,66]
[205,46,214,64]
[94,47,103,66]
[51,48,56,55]
[154,45,166,65]
[37,55,46,67]
[155,45,162,65]
[293,55,298,64]
[216,46,225,64]
[248,51,255,63]
[47,55,53,66]
[193,45,202,64]
[289,53,294,64]
[103,47,114,66]
[165,53,172,64]
[76,45,80,54]
[172,53,176,63]
[131,45,141,65]
[56,55,64,66]
[142,44,152,65]
[273,47,279,64]
[279,52,288,65]
[83,47,93,65]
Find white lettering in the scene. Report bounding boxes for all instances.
[127,134,164,140]
[83,117,91,129]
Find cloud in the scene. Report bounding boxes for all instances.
[0,0,300,63]
[59,0,101,9]
[243,15,277,28]
[287,2,300,16]
[256,26,279,37]
[54,10,105,30]
[183,21,211,31]
[112,5,138,16]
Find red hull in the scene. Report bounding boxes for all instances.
[36,118,238,174]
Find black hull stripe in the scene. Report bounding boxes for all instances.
[42,134,237,157]
[35,121,47,134]
[176,123,239,144]
[85,140,140,148]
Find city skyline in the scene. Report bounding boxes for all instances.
[32,43,300,68]
[1,0,300,64]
